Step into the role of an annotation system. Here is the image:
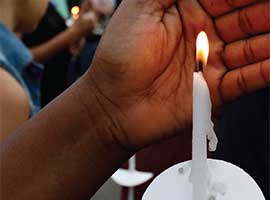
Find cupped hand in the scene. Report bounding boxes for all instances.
[87,0,269,150]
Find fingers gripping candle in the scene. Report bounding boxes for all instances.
[190,31,218,200]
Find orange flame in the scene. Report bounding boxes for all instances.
[196,31,209,70]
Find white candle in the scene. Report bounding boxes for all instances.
[190,31,218,200]
[190,71,212,200]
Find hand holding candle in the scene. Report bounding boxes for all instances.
[87,0,269,152]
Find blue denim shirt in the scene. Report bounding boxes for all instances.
[0,24,43,116]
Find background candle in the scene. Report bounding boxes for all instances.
[128,155,136,200]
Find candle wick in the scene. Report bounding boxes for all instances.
[197,60,204,72]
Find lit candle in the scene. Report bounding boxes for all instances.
[142,31,264,200]
[71,6,80,20]
[66,6,80,27]
[190,31,217,200]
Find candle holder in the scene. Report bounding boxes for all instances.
[142,159,265,200]
[112,155,153,200]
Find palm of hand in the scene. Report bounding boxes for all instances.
[90,0,225,149]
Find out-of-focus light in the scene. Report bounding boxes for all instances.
[71,6,80,20]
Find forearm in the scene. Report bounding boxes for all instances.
[30,27,82,62]
[0,73,131,200]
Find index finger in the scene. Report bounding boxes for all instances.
[199,0,263,17]
[221,59,270,102]
[215,1,270,43]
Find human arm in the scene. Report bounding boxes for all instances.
[30,12,97,62]
[0,68,29,142]
[0,74,132,199]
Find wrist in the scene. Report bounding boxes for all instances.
[77,73,134,157]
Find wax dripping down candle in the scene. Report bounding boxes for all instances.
[190,31,218,200]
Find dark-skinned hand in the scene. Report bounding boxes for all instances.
[86,0,269,150]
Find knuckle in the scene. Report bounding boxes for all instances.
[263,3,270,27]
[260,59,270,85]
[267,35,270,56]
[242,39,256,64]
[238,8,255,36]
[236,68,248,94]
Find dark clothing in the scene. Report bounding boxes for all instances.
[70,0,122,76]
[79,35,101,73]
[23,3,71,107]
[214,88,269,197]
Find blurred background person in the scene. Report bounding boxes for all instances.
[22,0,98,107]
[79,0,117,76]
[0,0,49,142]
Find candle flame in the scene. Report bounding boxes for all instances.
[71,6,80,20]
[196,31,209,70]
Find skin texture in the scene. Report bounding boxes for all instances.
[89,0,270,149]
[0,0,269,199]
